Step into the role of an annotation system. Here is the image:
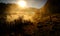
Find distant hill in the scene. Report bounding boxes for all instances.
[0,3,38,13]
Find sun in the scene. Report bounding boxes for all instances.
[17,0,27,8]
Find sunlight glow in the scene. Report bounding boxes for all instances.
[17,0,27,8]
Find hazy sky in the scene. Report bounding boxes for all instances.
[0,0,47,8]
